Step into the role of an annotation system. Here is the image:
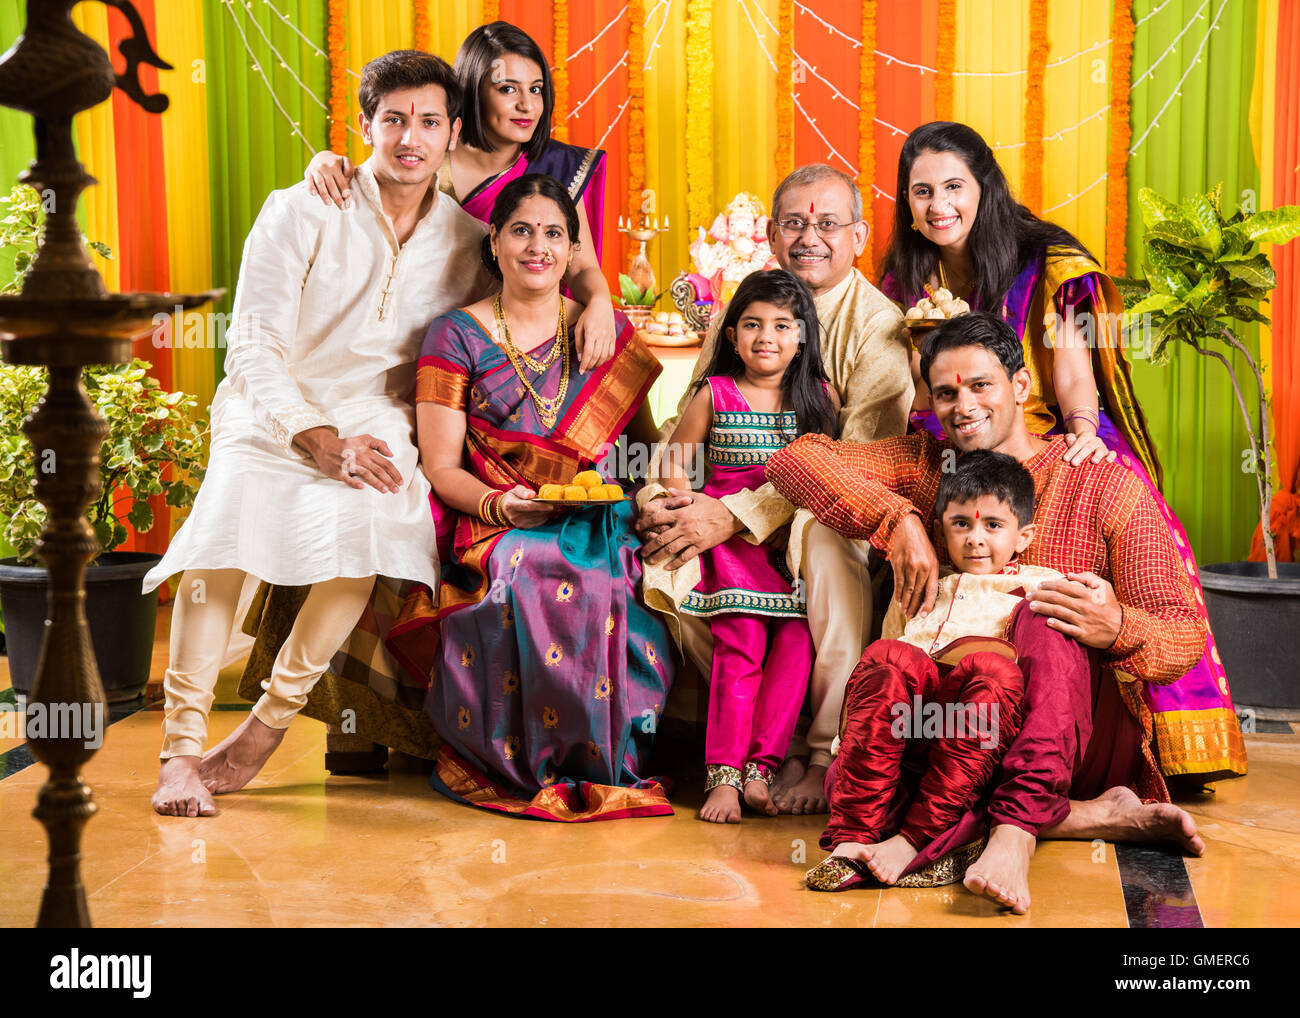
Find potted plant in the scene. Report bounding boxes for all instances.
[616,273,661,329]
[1121,182,1300,713]
[0,184,207,703]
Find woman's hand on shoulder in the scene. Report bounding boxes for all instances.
[573,295,617,373]
[305,151,356,209]
[1062,431,1116,466]
[501,484,556,529]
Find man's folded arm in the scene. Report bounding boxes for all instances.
[1102,472,1207,684]
[765,432,929,551]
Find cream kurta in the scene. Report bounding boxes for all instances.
[143,161,492,593]
[882,565,1063,653]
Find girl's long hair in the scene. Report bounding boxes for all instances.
[880,121,1094,310]
[695,270,838,440]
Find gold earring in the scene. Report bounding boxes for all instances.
[911,222,919,232]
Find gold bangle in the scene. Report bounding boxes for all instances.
[477,489,501,526]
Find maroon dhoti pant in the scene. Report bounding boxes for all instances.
[986,600,1145,835]
[821,637,1025,856]
[823,602,1146,878]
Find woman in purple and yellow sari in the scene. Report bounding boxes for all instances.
[880,121,1246,786]
[306,22,615,371]
[385,174,673,822]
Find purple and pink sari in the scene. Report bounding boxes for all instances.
[386,310,674,821]
[453,140,607,261]
[883,248,1247,783]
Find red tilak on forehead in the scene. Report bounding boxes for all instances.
[410,102,415,115]
[975,510,980,519]
[809,203,815,216]
[956,374,962,383]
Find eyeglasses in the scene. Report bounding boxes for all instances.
[775,217,860,238]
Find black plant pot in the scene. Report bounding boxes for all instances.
[1200,561,1300,716]
[0,551,160,704]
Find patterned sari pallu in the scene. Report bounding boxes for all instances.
[387,309,674,822]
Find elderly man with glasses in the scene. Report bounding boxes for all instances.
[637,164,912,814]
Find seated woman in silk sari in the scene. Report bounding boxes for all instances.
[383,173,674,821]
[305,22,615,371]
[878,121,1246,785]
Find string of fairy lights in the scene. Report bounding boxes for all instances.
[232,0,665,163]
[749,0,1230,213]
[217,0,1233,217]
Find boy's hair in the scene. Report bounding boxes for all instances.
[918,310,1024,388]
[358,50,461,123]
[695,269,838,440]
[934,449,1035,526]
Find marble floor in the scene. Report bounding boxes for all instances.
[1,606,1297,928]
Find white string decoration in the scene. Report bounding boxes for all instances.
[220,0,315,153]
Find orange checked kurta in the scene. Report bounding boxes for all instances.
[766,431,1212,803]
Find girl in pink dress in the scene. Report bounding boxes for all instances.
[661,270,840,822]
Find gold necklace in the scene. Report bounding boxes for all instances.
[493,294,570,428]
[494,293,564,373]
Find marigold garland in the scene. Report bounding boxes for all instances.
[327,0,348,154]
[627,0,647,222]
[483,0,500,23]
[935,0,956,120]
[1105,1,1135,275]
[685,0,714,233]
[552,0,570,142]
[857,1,877,277]
[413,1,430,52]
[775,0,794,181]
[1022,0,1049,213]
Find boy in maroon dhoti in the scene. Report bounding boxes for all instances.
[806,450,1073,891]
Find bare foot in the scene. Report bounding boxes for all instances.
[964,823,1035,914]
[1042,786,1205,856]
[743,779,779,817]
[198,715,287,795]
[700,784,741,824]
[861,834,919,885]
[770,755,806,799]
[152,756,217,817]
[774,764,828,814]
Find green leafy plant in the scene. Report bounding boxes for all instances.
[0,184,111,294]
[0,360,208,562]
[0,183,206,564]
[617,273,661,307]
[1119,183,1300,577]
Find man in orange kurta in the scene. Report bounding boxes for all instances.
[766,311,1210,913]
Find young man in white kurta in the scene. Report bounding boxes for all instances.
[149,52,491,817]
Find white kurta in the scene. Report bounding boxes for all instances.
[144,161,492,593]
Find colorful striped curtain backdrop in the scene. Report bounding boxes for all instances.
[0,0,1296,567]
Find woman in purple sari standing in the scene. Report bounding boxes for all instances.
[306,22,615,371]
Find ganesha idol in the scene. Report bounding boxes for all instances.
[671,192,777,330]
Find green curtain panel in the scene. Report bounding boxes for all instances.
[1126,0,1262,566]
[202,0,331,385]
